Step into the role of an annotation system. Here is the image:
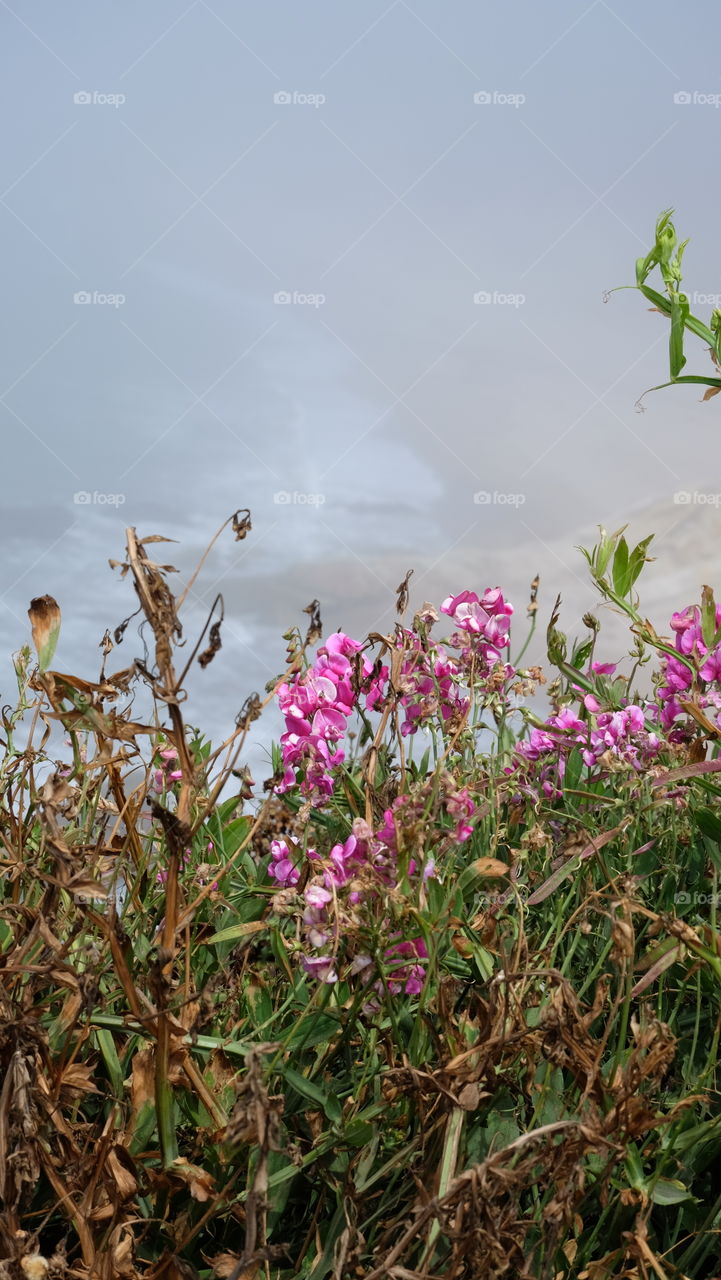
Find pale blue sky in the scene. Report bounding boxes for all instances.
[1,0,720,755]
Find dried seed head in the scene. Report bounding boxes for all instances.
[20,1258,49,1280]
[395,569,414,615]
[28,595,61,671]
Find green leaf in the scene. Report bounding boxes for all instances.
[343,1119,375,1147]
[627,534,654,591]
[286,1008,343,1049]
[650,1178,695,1206]
[128,1100,157,1157]
[595,527,614,577]
[612,536,630,597]
[570,638,594,670]
[204,920,267,945]
[206,814,251,857]
[283,1067,342,1122]
[694,805,721,845]
[669,291,689,377]
[563,747,584,795]
[94,1028,124,1097]
[700,585,718,652]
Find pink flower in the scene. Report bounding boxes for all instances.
[384,937,429,996]
[304,883,332,909]
[700,648,721,683]
[268,838,301,887]
[302,956,338,983]
[276,632,365,802]
[446,787,476,843]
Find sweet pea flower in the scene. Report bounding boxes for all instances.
[268,837,302,887]
[302,956,338,984]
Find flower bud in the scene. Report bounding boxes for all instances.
[28,594,61,672]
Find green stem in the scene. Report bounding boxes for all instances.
[155,1013,178,1168]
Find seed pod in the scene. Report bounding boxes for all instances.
[28,594,61,671]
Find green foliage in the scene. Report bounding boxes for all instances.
[609,208,721,403]
[2,520,721,1278]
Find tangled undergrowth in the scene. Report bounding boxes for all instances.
[2,509,721,1280]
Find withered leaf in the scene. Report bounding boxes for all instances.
[457,1083,483,1110]
[107,1145,139,1201]
[130,1047,155,1117]
[198,618,222,670]
[171,1158,215,1202]
[303,598,322,646]
[207,1254,242,1279]
[395,569,414,615]
[472,858,509,878]
[58,1062,100,1096]
[106,1222,136,1278]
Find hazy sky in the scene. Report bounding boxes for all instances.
[2,0,720,762]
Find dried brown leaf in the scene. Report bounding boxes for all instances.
[457,1083,483,1110]
[171,1158,215,1202]
[472,858,509,878]
[207,1253,242,1278]
[107,1145,139,1202]
[130,1048,155,1117]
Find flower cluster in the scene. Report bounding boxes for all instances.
[657,604,721,734]
[266,815,435,995]
[266,774,480,998]
[514,676,662,800]
[152,746,183,793]
[393,631,468,737]
[276,633,364,802]
[276,588,519,806]
[441,588,515,676]
[268,836,305,887]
